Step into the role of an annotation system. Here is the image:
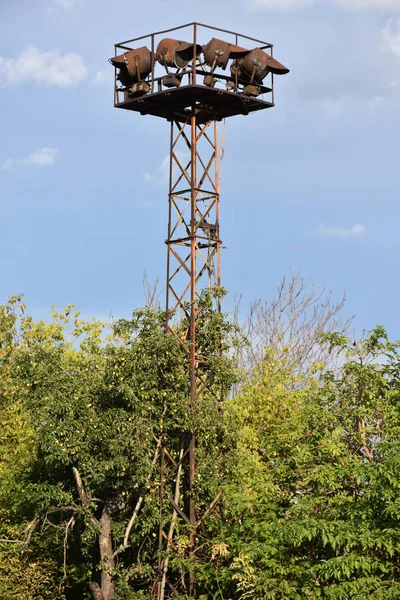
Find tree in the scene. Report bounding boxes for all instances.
[0,296,60,599]
[234,272,353,377]
[223,327,400,599]
[0,296,237,600]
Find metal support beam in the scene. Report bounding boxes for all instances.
[156,112,220,599]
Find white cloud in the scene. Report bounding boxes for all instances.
[319,96,346,118]
[380,19,400,58]
[250,0,313,8]
[368,95,387,111]
[91,70,108,85]
[144,153,190,187]
[334,0,400,8]
[2,148,59,170]
[312,224,367,239]
[318,93,389,120]
[249,0,400,11]
[0,46,87,87]
[53,0,82,9]
[136,198,154,208]
[144,155,169,185]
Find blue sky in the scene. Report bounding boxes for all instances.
[1,0,400,336]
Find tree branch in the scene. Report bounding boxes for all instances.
[72,466,99,528]
[195,491,222,528]
[159,444,185,600]
[234,271,352,378]
[63,515,76,582]
[73,466,90,504]
[360,417,374,462]
[0,517,39,545]
[119,437,162,553]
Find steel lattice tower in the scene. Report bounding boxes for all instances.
[160,114,221,599]
[110,23,289,599]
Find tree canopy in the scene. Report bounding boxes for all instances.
[1,294,400,599]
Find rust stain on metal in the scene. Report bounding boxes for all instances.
[109,46,153,85]
[156,37,202,69]
[162,73,182,88]
[203,74,216,88]
[238,47,290,81]
[202,37,250,70]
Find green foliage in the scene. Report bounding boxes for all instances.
[0,296,237,599]
[223,328,400,599]
[2,290,400,600]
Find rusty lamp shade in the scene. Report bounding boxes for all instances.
[232,47,289,83]
[202,37,250,70]
[156,38,202,69]
[109,46,153,86]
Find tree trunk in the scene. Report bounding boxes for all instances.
[89,582,104,600]
[73,469,116,600]
[99,507,115,600]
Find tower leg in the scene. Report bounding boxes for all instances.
[157,111,221,598]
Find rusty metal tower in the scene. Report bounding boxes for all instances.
[110,23,288,599]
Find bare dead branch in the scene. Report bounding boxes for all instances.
[73,466,89,504]
[143,271,161,307]
[46,505,78,514]
[55,514,76,593]
[41,506,78,533]
[159,445,185,600]
[120,437,162,553]
[64,515,75,579]
[72,467,99,528]
[0,517,39,545]
[234,271,354,379]
[195,491,222,528]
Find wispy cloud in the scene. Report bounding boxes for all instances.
[318,93,388,120]
[144,153,190,187]
[91,70,108,85]
[2,148,59,170]
[334,0,400,9]
[312,224,367,239]
[249,0,400,11]
[380,19,400,58]
[250,0,313,9]
[53,0,82,9]
[144,155,170,186]
[136,198,154,208]
[0,46,87,87]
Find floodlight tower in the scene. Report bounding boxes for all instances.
[110,22,289,599]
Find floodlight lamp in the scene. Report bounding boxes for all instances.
[156,38,202,70]
[109,46,153,86]
[233,48,289,84]
[202,38,250,71]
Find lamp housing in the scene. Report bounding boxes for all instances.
[202,37,250,70]
[156,38,202,69]
[231,48,289,84]
[109,46,153,86]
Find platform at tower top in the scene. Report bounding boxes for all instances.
[112,22,280,124]
[115,82,274,124]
